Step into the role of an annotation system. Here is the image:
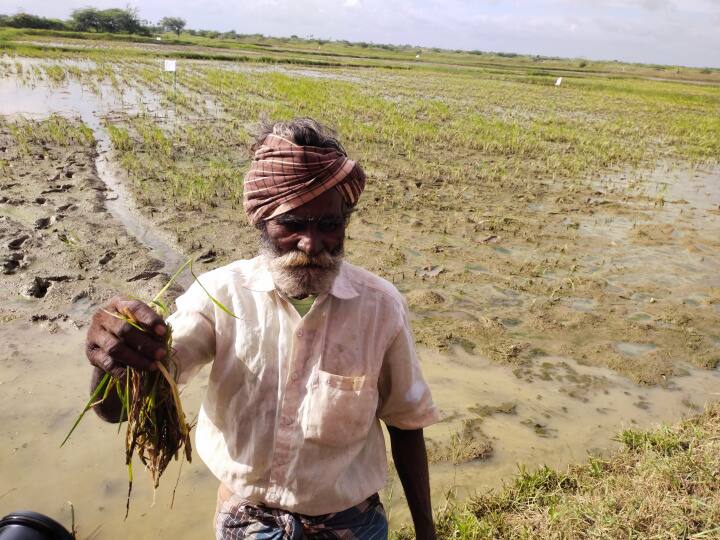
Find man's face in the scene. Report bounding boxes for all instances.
[260,189,347,298]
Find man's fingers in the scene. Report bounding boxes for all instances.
[99,313,166,362]
[93,329,157,371]
[128,331,167,361]
[87,344,118,374]
[98,308,138,340]
[99,302,166,351]
[98,296,167,339]
[107,337,156,371]
[87,296,165,374]
[109,297,167,338]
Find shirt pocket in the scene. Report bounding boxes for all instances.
[303,370,378,448]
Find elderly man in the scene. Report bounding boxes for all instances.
[85,118,439,539]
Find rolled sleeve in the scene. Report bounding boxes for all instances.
[377,301,440,430]
[167,279,216,385]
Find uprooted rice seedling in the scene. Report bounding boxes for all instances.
[61,260,237,517]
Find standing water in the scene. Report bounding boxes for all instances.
[0,59,186,276]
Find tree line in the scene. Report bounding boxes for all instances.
[0,8,186,36]
[0,7,444,52]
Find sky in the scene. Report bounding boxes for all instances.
[4,0,720,68]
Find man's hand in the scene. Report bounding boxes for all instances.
[86,296,168,377]
[388,426,437,540]
[86,296,167,422]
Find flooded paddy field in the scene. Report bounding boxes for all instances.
[0,35,719,538]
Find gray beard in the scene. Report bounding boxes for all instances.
[259,241,343,298]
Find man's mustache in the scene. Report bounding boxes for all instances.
[272,250,340,269]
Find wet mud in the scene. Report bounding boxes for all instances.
[0,120,211,536]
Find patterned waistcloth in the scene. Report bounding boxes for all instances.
[243,134,366,226]
[215,493,388,540]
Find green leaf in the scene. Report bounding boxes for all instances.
[61,372,111,447]
[189,259,241,319]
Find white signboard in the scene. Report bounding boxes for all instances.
[555,77,563,87]
[164,60,177,72]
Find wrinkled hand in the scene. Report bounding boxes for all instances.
[86,296,168,377]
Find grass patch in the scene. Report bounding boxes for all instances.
[395,403,720,538]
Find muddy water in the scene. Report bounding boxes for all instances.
[381,344,720,524]
[0,61,186,277]
[582,166,720,337]
[0,321,217,538]
[419,347,719,487]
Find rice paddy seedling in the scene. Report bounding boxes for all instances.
[61,259,238,517]
[42,64,66,83]
[107,124,134,152]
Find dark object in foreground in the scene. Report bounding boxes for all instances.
[0,511,74,540]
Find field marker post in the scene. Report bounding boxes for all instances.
[164,59,177,94]
[163,59,178,131]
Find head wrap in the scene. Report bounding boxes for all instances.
[243,134,366,226]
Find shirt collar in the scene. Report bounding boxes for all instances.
[240,257,359,300]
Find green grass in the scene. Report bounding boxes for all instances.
[8,114,94,153]
[394,403,720,539]
[94,63,718,218]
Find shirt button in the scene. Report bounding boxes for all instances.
[291,372,299,381]
[283,416,293,425]
[297,330,304,337]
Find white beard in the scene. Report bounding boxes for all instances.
[261,247,343,298]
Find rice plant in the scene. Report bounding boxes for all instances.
[61,260,238,517]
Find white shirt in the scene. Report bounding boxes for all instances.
[168,257,439,515]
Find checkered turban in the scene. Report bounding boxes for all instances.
[243,134,366,226]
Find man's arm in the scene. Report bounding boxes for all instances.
[388,426,436,540]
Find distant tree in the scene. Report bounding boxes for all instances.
[159,16,185,36]
[196,29,219,38]
[100,7,143,33]
[71,8,102,32]
[71,7,144,34]
[143,22,162,35]
[1,12,66,30]
[97,8,124,32]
